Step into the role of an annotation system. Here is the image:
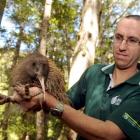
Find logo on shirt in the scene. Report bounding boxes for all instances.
[111,96,122,105]
[123,112,140,131]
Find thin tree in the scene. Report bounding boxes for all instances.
[68,0,100,89]
[0,0,6,26]
[68,0,101,139]
[36,0,53,140]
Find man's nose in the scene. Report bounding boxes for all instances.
[119,39,127,50]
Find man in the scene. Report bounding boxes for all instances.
[15,15,140,140]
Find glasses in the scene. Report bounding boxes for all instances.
[114,33,140,47]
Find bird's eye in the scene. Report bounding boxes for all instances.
[32,62,36,67]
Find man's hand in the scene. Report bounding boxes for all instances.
[12,85,58,113]
[19,94,43,112]
[14,85,45,112]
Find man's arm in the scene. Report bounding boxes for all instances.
[56,103,126,140]
[15,87,126,140]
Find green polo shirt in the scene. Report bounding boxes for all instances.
[68,64,140,140]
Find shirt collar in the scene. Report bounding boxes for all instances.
[101,63,140,85]
[126,70,140,85]
[101,64,115,74]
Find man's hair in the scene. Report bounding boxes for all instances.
[124,15,140,21]
[116,15,140,28]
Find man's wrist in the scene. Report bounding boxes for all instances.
[50,101,64,117]
[42,93,64,117]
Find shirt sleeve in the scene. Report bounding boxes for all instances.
[67,70,88,110]
[108,95,140,140]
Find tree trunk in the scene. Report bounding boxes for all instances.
[1,25,23,140]
[36,110,45,140]
[68,0,100,139]
[68,0,100,89]
[36,0,53,140]
[38,0,53,55]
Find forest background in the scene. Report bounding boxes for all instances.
[0,0,140,140]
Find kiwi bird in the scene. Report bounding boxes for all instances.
[12,53,49,95]
[0,53,69,105]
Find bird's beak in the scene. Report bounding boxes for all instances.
[38,76,45,94]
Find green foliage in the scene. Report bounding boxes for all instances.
[51,0,78,32]
[8,113,36,139]
[95,45,114,64]
[0,48,15,90]
[46,0,80,69]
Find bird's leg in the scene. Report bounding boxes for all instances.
[13,84,31,100]
[0,94,11,104]
[24,84,32,100]
[13,84,43,103]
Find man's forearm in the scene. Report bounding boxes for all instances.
[61,104,107,139]
[60,104,126,140]
[18,89,125,140]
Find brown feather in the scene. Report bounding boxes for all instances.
[11,53,69,104]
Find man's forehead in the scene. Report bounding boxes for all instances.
[116,18,140,35]
[117,18,140,27]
